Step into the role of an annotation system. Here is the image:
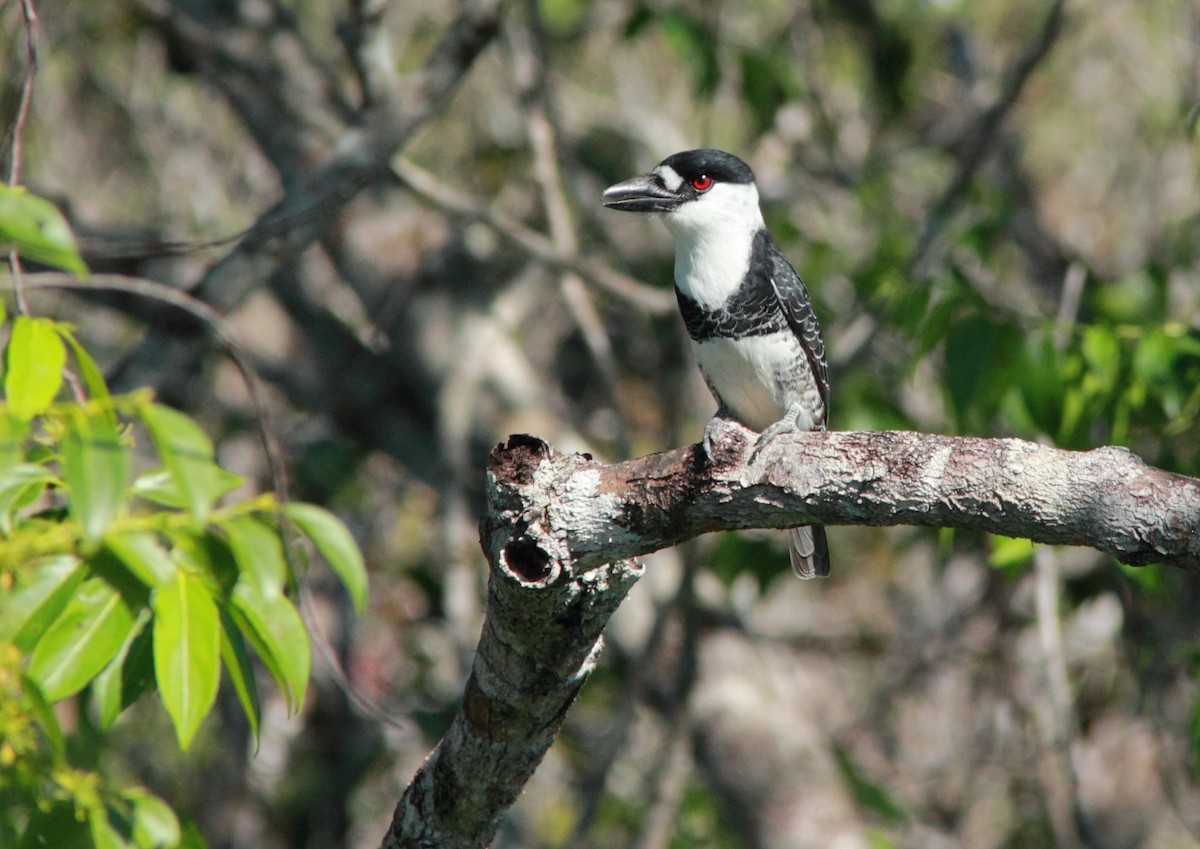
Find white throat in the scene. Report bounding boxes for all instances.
[663,182,764,311]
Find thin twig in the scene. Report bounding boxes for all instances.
[6,0,40,315]
[8,0,38,187]
[392,157,674,315]
[507,5,629,450]
[1053,261,1087,350]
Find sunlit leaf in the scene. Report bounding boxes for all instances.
[88,805,127,849]
[123,788,181,849]
[230,581,309,713]
[1080,325,1122,399]
[0,555,85,649]
[178,822,209,849]
[222,514,288,597]
[59,327,115,427]
[988,534,1035,572]
[132,467,243,511]
[3,315,67,420]
[27,577,135,702]
[0,410,28,476]
[63,410,130,541]
[0,183,88,276]
[284,503,367,612]
[140,404,227,523]
[104,530,177,588]
[152,569,220,751]
[0,462,58,535]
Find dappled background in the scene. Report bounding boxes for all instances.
[5,0,1200,846]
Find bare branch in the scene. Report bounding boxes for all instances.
[392,157,675,314]
[487,424,1200,575]
[6,0,39,315]
[114,0,506,391]
[384,425,1198,847]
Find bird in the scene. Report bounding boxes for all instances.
[602,148,831,578]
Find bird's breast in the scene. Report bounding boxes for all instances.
[692,333,821,432]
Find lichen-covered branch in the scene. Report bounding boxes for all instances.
[382,426,1199,847]
[492,423,1200,572]
[382,435,643,849]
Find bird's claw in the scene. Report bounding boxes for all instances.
[702,414,732,459]
[747,403,805,465]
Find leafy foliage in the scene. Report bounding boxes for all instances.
[0,192,368,849]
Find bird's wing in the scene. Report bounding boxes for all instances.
[758,231,830,419]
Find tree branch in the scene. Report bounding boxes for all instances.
[384,425,1198,846]
[494,423,1200,571]
[113,0,506,391]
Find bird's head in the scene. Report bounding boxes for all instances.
[601,148,763,239]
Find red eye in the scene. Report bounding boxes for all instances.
[691,174,713,191]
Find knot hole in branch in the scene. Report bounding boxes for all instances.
[502,536,554,584]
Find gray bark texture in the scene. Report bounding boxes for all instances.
[382,425,1200,848]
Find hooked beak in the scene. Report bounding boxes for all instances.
[601,173,682,213]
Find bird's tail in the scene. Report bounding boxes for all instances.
[788,525,831,579]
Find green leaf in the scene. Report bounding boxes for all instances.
[18,801,90,849]
[63,410,130,541]
[219,606,260,742]
[88,805,128,849]
[178,822,209,849]
[1015,330,1066,438]
[0,555,86,649]
[132,467,243,511]
[0,184,88,276]
[284,503,367,613]
[104,531,177,587]
[152,569,220,751]
[93,610,154,730]
[1080,324,1122,399]
[59,327,115,426]
[944,315,994,425]
[222,515,288,597]
[230,582,309,713]
[0,410,28,476]
[123,788,181,849]
[988,534,1035,572]
[944,315,1018,430]
[21,671,66,757]
[0,462,58,535]
[27,577,136,702]
[3,315,67,420]
[140,404,227,523]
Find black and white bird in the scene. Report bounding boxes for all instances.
[602,148,831,578]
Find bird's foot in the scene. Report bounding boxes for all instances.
[702,411,734,459]
[748,402,806,465]
[702,408,757,464]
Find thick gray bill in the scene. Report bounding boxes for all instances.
[601,174,681,213]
